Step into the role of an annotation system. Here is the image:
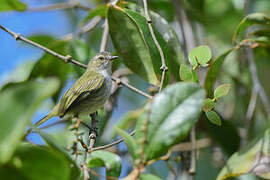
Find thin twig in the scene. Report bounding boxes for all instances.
[82,163,90,180]
[92,130,136,151]
[100,19,109,52]
[27,1,91,12]
[189,126,196,175]
[88,113,98,151]
[171,138,211,152]
[142,0,168,92]
[62,16,101,41]
[0,25,153,99]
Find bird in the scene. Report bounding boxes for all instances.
[34,51,118,127]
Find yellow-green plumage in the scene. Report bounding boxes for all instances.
[35,51,118,127]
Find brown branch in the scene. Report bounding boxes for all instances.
[26,1,91,12]
[189,126,196,175]
[100,19,109,52]
[142,0,168,92]
[171,138,211,152]
[0,25,152,99]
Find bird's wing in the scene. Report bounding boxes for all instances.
[57,72,104,116]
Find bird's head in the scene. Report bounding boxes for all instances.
[88,51,118,71]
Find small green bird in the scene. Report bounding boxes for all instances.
[35,51,118,127]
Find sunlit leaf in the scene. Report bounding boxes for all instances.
[0,78,60,164]
[0,0,26,12]
[214,84,230,100]
[188,45,212,68]
[233,13,270,43]
[217,128,270,180]
[108,5,172,85]
[179,64,193,81]
[205,111,221,126]
[143,82,205,160]
[204,48,235,97]
[87,150,122,178]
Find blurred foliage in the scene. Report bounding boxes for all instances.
[1,0,270,179]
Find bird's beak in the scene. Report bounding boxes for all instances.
[109,56,118,61]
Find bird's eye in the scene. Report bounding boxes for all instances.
[99,56,105,60]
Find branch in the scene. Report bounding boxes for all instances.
[26,1,91,12]
[0,25,152,99]
[100,19,109,52]
[92,130,135,151]
[142,0,168,92]
[171,138,211,152]
[189,126,196,175]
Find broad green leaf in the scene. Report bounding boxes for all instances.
[108,5,171,85]
[10,143,71,180]
[114,126,140,161]
[217,128,270,180]
[37,131,80,180]
[139,173,162,180]
[112,108,144,138]
[30,40,72,102]
[214,84,230,100]
[205,111,221,126]
[0,60,35,91]
[233,13,270,43]
[87,150,121,178]
[179,64,193,81]
[0,0,26,12]
[188,45,212,68]
[0,78,60,164]
[0,164,26,179]
[127,2,185,80]
[202,98,215,112]
[68,39,90,77]
[81,4,107,25]
[144,82,205,160]
[204,48,235,97]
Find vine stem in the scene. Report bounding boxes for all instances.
[0,25,152,99]
[142,0,168,92]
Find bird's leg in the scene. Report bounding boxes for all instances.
[89,111,99,136]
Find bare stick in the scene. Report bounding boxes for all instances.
[142,0,168,92]
[88,113,98,151]
[92,130,136,151]
[171,138,211,152]
[189,126,196,175]
[27,1,91,12]
[100,19,109,52]
[0,25,152,99]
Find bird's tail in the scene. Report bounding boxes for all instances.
[34,113,55,127]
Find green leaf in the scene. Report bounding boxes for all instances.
[29,40,72,102]
[214,84,230,100]
[114,126,140,161]
[108,5,171,85]
[37,131,80,180]
[205,111,221,126]
[204,48,235,97]
[112,108,144,138]
[81,4,107,25]
[0,0,26,12]
[10,143,71,180]
[188,45,212,68]
[87,150,122,178]
[0,78,60,164]
[179,64,193,81]
[127,2,185,80]
[233,13,270,43]
[217,128,270,180]
[144,82,205,160]
[202,98,215,112]
[0,60,35,91]
[139,173,162,180]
